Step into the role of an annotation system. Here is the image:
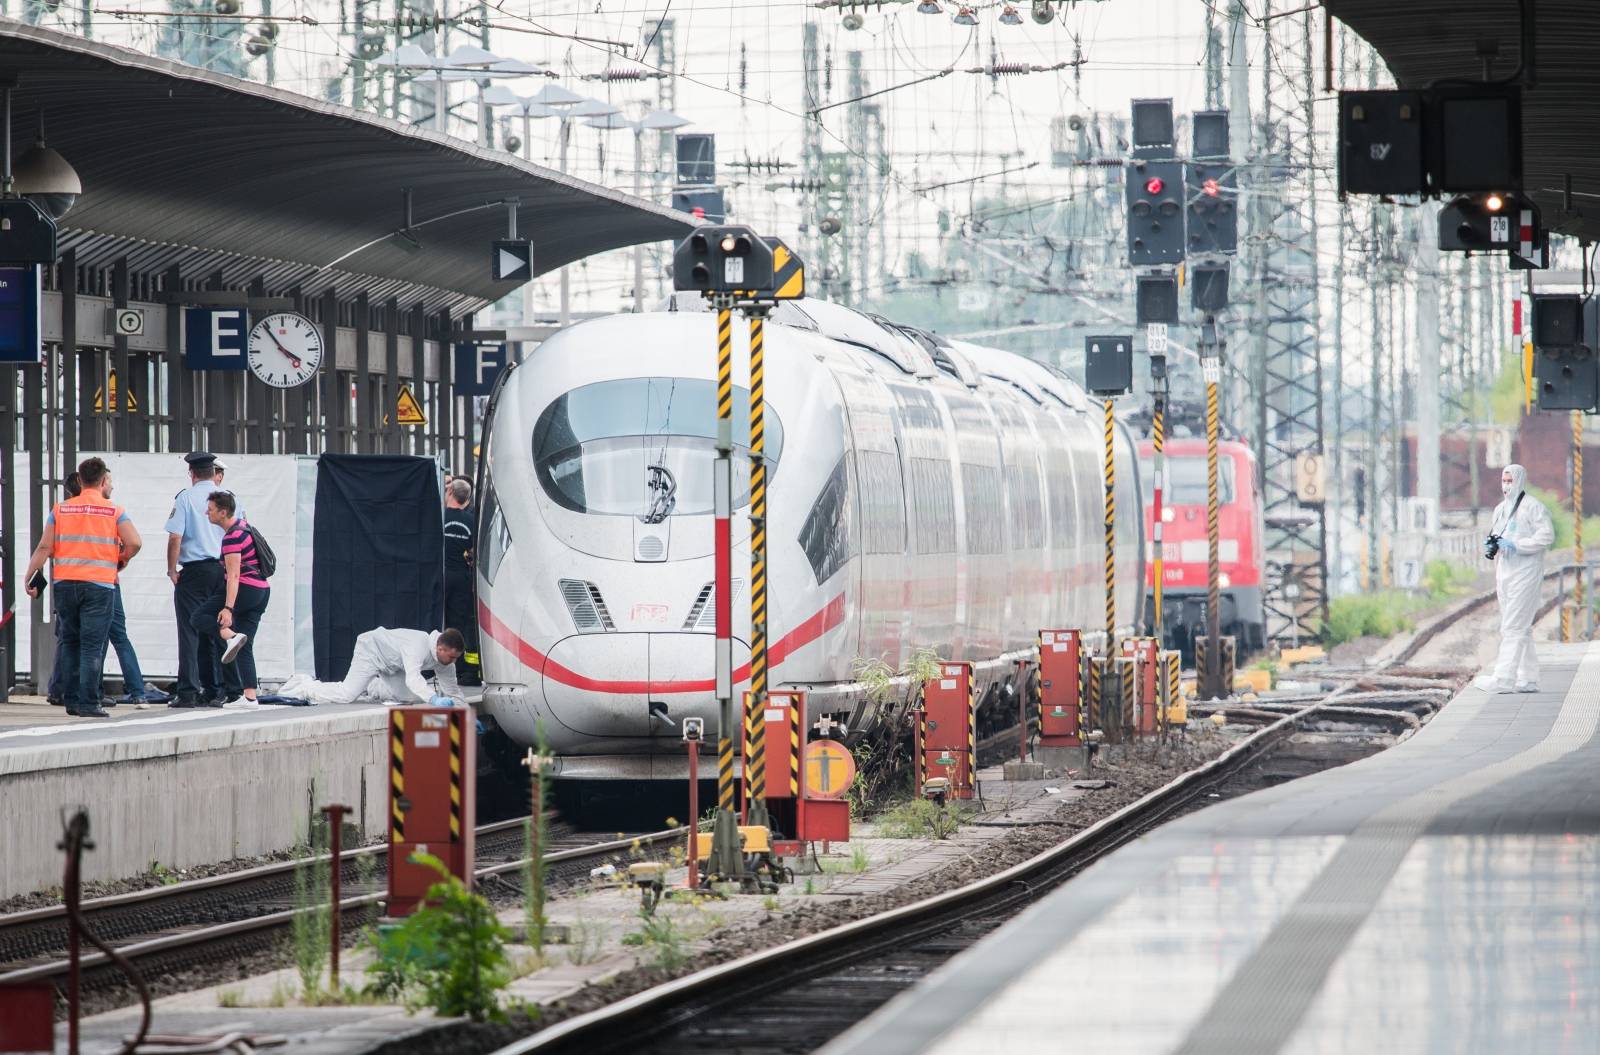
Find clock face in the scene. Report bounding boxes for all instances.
[247,312,323,388]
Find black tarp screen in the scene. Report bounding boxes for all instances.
[313,454,443,679]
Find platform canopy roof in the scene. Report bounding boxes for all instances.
[0,19,694,314]
[1328,1,1600,243]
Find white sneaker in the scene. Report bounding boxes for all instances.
[1515,682,1539,693]
[222,696,260,710]
[221,633,249,665]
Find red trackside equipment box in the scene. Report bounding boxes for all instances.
[1037,629,1083,747]
[387,706,476,917]
[917,661,977,800]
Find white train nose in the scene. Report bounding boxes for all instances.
[539,632,743,742]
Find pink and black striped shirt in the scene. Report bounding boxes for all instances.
[222,520,268,589]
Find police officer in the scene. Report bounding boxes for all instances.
[442,477,479,685]
[166,451,228,707]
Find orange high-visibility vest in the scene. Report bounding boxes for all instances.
[52,491,124,585]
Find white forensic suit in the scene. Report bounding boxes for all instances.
[280,628,461,705]
[1481,465,1555,692]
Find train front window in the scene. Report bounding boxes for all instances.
[1140,456,1236,505]
[534,378,784,518]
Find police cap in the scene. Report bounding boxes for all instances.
[184,451,217,470]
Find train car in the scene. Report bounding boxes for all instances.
[474,297,1144,782]
[1139,436,1266,653]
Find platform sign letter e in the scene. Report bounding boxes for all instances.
[184,307,248,370]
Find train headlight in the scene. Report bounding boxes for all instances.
[1219,572,1231,589]
[1161,507,1175,523]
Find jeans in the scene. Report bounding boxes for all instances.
[175,560,224,699]
[192,583,269,693]
[55,581,115,711]
[48,584,146,699]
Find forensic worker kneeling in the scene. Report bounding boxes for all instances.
[1475,464,1555,694]
[278,627,465,705]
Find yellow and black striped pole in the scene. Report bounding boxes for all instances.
[966,668,977,798]
[448,715,463,839]
[1205,363,1222,697]
[1104,397,1117,649]
[1575,410,1586,640]
[710,298,743,878]
[1152,387,1165,645]
[390,711,405,844]
[744,308,772,825]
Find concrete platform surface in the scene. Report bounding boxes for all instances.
[0,699,391,897]
[826,641,1600,1055]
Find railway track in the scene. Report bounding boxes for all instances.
[0,819,685,996]
[487,698,1368,1055]
[483,600,1495,1055]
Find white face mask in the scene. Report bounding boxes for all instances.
[1503,477,1514,497]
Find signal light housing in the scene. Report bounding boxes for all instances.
[672,223,778,295]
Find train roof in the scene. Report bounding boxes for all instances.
[662,293,1092,411]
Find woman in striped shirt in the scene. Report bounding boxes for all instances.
[201,491,270,708]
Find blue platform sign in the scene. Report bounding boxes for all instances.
[184,307,248,369]
[0,265,42,364]
[453,341,508,396]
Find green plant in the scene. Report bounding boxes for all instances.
[621,910,690,972]
[525,723,554,956]
[565,917,606,966]
[905,646,943,685]
[146,861,181,886]
[364,853,513,1023]
[289,853,331,996]
[216,988,244,1008]
[876,798,964,840]
[803,877,816,895]
[850,844,870,873]
[852,657,897,707]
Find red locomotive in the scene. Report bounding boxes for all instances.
[1139,437,1267,653]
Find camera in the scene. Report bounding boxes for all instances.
[1484,533,1502,560]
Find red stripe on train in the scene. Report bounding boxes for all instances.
[477,593,847,695]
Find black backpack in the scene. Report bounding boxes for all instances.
[246,522,278,579]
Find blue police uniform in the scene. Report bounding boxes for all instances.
[167,454,230,705]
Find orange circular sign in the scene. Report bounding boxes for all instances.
[803,740,856,799]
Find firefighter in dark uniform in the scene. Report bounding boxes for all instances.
[443,476,479,685]
[166,451,227,706]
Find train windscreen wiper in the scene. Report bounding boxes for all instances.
[641,462,677,524]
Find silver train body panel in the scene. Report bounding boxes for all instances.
[476,299,1143,780]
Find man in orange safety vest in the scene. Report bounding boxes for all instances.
[24,457,143,718]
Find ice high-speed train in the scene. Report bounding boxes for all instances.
[475,297,1143,781]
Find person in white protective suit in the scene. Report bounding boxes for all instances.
[1474,464,1555,693]
[278,627,465,705]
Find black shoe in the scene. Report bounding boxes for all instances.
[68,706,110,718]
[47,695,64,707]
[203,695,227,708]
[169,695,207,709]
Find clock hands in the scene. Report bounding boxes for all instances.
[261,327,302,370]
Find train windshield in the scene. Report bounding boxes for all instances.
[534,378,784,518]
[1139,455,1236,505]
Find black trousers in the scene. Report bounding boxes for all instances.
[193,583,270,692]
[444,570,479,684]
[174,560,224,699]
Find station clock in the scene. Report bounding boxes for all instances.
[247,311,323,388]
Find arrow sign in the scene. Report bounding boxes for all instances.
[492,239,533,282]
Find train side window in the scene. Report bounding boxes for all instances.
[910,457,956,554]
[859,449,907,554]
[799,455,854,585]
[961,464,1003,555]
[1006,461,1044,549]
[478,479,513,587]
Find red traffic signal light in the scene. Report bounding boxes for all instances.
[1145,176,1165,195]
